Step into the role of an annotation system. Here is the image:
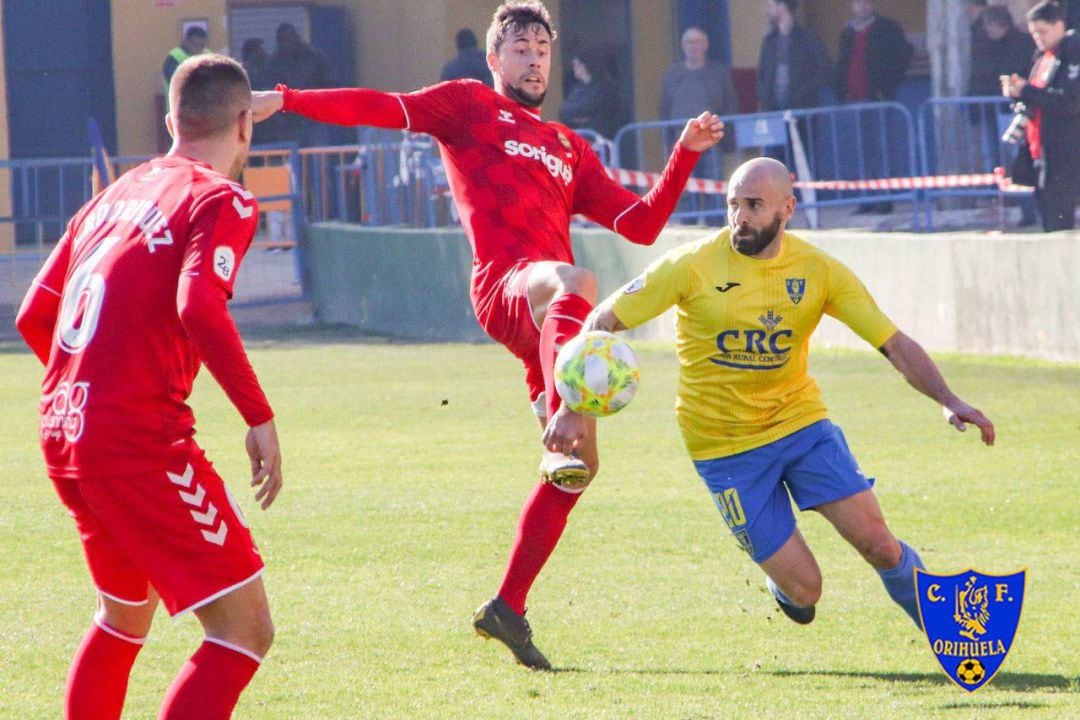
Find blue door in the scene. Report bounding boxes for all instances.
[3,0,117,242]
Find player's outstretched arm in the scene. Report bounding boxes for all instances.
[246,419,283,510]
[879,331,995,446]
[270,85,407,129]
[251,91,284,123]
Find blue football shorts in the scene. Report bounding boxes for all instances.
[693,419,874,564]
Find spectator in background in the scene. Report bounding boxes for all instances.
[971,6,1036,96]
[268,23,334,147]
[835,0,913,103]
[967,1,993,92]
[756,0,832,111]
[661,27,740,122]
[241,38,272,90]
[558,48,621,139]
[241,38,278,147]
[836,0,912,215]
[441,28,493,87]
[1002,0,1080,231]
[162,26,208,109]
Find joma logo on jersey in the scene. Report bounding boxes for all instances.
[503,140,573,185]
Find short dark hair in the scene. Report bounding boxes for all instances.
[169,54,251,141]
[184,26,207,40]
[982,6,1014,30]
[1027,0,1065,24]
[486,1,555,55]
[455,28,478,50]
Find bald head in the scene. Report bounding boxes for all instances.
[729,157,794,200]
[726,158,795,258]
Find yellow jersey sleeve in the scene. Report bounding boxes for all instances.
[823,257,898,349]
[610,238,701,330]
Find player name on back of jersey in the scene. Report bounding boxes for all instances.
[78,197,174,253]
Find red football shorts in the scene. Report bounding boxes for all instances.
[51,441,264,616]
[475,261,546,412]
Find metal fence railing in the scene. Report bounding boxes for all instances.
[917,95,1034,231]
[0,146,308,311]
[0,96,1046,309]
[611,101,921,227]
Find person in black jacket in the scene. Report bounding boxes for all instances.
[558,47,621,139]
[757,0,832,111]
[1003,1,1080,231]
[835,0,913,102]
[440,28,494,87]
[971,7,1036,97]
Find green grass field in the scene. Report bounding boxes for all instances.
[1,333,1077,719]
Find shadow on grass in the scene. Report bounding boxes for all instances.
[551,667,1075,695]
[765,669,1075,693]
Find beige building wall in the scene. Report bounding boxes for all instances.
[729,2,770,68]
[111,0,228,156]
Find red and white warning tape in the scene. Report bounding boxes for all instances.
[605,166,1034,195]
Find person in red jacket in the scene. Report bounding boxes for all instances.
[17,54,282,719]
[253,0,723,671]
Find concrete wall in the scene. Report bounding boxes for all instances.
[303,223,1079,363]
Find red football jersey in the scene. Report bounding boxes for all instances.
[23,156,271,480]
[400,80,696,307]
[281,80,698,315]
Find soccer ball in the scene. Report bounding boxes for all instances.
[956,658,985,685]
[554,331,640,417]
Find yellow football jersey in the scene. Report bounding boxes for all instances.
[611,228,898,460]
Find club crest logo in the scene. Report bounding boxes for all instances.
[916,569,1026,692]
[785,278,805,305]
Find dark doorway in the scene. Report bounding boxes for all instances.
[3,0,117,243]
[556,0,636,141]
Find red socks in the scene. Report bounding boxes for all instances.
[495,293,595,615]
[497,481,581,614]
[159,639,261,720]
[539,293,593,418]
[64,620,144,720]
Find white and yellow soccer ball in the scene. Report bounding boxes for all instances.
[554,331,640,417]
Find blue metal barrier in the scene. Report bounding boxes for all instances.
[916,95,1032,231]
[612,101,921,227]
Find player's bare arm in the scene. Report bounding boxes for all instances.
[247,419,283,509]
[879,331,995,446]
[678,111,725,153]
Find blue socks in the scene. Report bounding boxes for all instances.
[878,540,925,628]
